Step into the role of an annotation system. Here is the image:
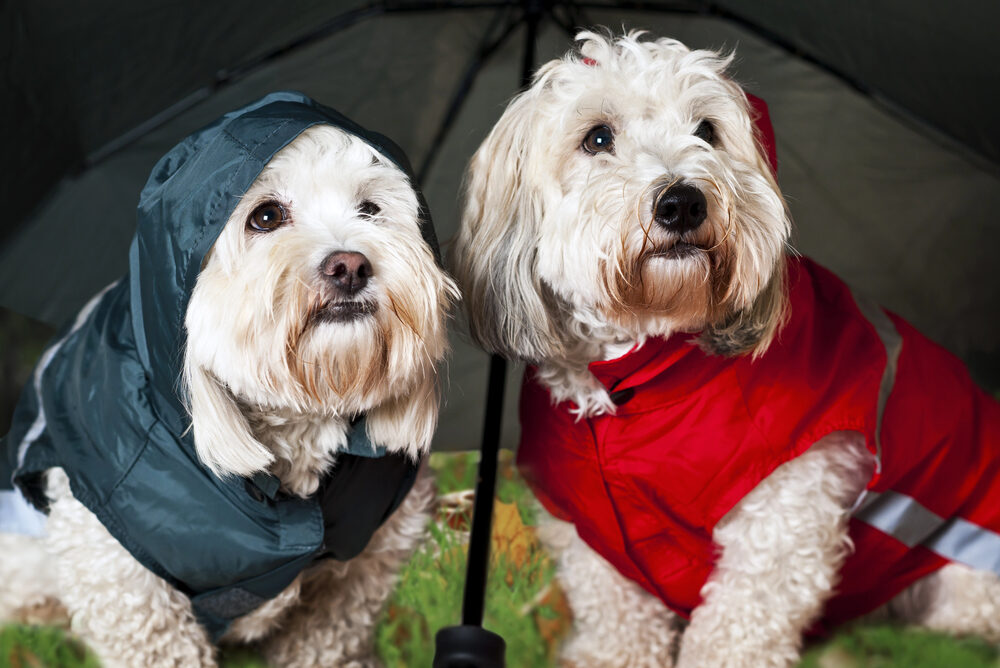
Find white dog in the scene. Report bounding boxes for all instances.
[0,94,457,667]
[453,32,1000,667]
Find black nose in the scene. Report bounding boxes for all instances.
[321,251,372,295]
[653,183,708,233]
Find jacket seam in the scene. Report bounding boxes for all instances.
[106,430,154,501]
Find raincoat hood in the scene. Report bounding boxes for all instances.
[1,92,438,638]
[131,90,441,435]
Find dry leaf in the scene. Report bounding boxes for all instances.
[490,500,534,568]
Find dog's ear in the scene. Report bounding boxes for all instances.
[696,84,790,359]
[365,374,439,461]
[697,257,788,358]
[451,92,566,363]
[183,359,274,477]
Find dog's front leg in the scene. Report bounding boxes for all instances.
[540,516,681,668]
[261,470,434,668]
[45,472,217,668]
[676,433,871,668]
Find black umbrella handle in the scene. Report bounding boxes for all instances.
[433,354,508,667]
[434,624,506,668]
[461,354,506,626]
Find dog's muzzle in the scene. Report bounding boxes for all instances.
[314,250,377,324]
[653,183,707,234]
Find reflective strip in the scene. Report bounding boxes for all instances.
[16,282,118,470]
[854,490,1000,575]
[849,291,903,474]
[924,516,1000,574]
[853,490,944,547]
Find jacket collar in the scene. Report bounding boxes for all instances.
[588,335,698,394]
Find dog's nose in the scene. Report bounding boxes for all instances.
[653,183,708,233]
[321,251,372,295]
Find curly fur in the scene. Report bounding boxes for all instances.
[1,125,457,667]
[454,31,1000,667]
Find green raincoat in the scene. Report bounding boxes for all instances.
[0,92,440,639]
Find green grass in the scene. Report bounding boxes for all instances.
[0,625,98,668]
[373,518,559,667]
[3,451,998,667]
[374,450,563,667]
[800,625,1000,667]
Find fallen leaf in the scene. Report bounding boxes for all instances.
[490,500,534,569]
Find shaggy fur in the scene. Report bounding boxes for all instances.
[0,125,458,667]
[453,31,1000,667]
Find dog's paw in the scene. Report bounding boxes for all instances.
[561,629,675,668]
[676,629,799,668]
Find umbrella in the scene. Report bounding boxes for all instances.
[4,1,1000,663]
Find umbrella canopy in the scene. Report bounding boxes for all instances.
[3,0,999,451]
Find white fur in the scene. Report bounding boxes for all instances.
[454,31,789,418]
[454,31,1000,667]
[538,520,681,666]
[1,125,458,666]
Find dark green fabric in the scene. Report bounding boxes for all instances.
[0,92,436,640]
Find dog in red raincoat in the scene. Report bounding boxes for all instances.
[452,31,1000,668]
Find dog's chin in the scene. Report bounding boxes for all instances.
[310,300,378,326]
[600,243,722,333]
[648,241,706,261]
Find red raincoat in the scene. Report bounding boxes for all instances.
[517,256,1000,628]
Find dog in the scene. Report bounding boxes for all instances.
[0,93,458,667]
[452,32,1000,667]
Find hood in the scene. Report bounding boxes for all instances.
[128,91,442,434]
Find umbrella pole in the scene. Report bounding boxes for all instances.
[433,4,542,664]
[460,354,508,628]
[431,354,508,668]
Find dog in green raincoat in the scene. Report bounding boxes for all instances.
[0,92,458,667]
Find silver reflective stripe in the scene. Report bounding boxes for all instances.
[15,282,118,469]
[853,490,945,547]
[924,517,1000,574]
[849,290,903,474]
[854,490,1000,575]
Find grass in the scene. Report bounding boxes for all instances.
[799,625,1000,667]
[0,625,98,668]
[374,450,566,667]
[2,451,998,667]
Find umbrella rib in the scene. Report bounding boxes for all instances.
[383,0,516,10]
[570,0,703,11]
[85,3,388,167]
[416,5,523,184]
[547,5,583,40]
[561,0,596,33]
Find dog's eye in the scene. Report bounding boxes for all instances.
[247,201,288,233]
[582,124,615,154]
[694,120,716,146]
[358,200,380,217]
